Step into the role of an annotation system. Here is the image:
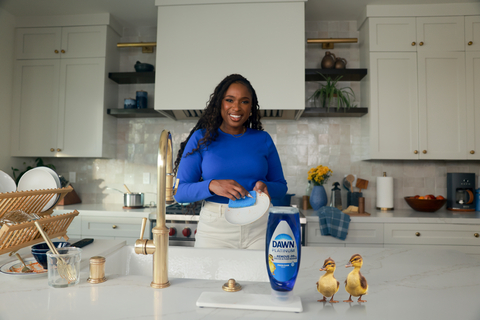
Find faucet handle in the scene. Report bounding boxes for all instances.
[139,217,147,240]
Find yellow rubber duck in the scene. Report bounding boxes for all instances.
[268,254,276,275]
[316,257,339,303]
[344,254,368,303]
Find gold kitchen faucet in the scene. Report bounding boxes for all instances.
[135,130,177,288]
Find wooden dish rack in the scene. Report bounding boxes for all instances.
[0,186,79,255]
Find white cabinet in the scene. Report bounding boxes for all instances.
[361,16,474,159]
[307,222,384,247]
[81,216,150,245]
[466,16,480,51]
[466,51,480,159]
[15,26,107,59]
[417,51,466,159]
[11,25,119,158]
[64,214,151,246]
[416,17,465,52]
[384,223,480,246]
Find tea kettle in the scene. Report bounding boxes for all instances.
[329,182,342,210]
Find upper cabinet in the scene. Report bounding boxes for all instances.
[15,26,108,59]
[368,17,465,52]
[466,16,480,52]
[11,25,120,158]
[360,13,478,160]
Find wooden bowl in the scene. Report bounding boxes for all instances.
[404,197,447,212]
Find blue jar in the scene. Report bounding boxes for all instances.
[124,98,136,109]
[476,188,480,212]
[136,91,148,109]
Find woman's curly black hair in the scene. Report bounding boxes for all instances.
[174,74,263,174]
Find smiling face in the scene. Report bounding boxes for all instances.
[219,82,252,135]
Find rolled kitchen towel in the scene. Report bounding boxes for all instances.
[376,173,394,209]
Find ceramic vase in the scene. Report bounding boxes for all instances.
[310,185,327,210]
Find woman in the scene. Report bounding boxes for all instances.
[174,74,287,249]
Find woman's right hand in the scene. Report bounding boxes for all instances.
[209,179,249,201]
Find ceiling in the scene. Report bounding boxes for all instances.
[0,0,478,29]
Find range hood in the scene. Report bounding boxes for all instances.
[154,0,306,121]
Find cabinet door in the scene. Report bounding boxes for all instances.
[11,60,60,157]
[60,26,107,59]
[384,223,480,246]
[417,51,466,159]
[369,18,417,52]
[57,58,106,157]
[466,52,480,159]
[81,216,148,238]
[416,17,465,52]
[465,16,480,52]
[15,28,61,59]
[369,53,419,159]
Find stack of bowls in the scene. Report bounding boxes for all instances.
[31,242,70,269]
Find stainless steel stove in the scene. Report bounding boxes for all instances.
[149,202,307,247]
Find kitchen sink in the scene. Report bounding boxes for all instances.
[101,245,269,282]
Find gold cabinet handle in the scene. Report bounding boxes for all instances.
[471,150,475,154]
[411,42,416,46]
[112,225,117,229]
[54,50,59,54]
[415,232,421,237]
[50,148,55,152]
[475,233,479,238]
[468,41,473,46]
[423,150,427,154]
[419,42,424,46]
[56,148,62,152]
[414,150,418,154]
[61,49,66,53]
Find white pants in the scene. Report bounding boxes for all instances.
[194,201,268,249]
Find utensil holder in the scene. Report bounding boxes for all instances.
[347,191,363,207]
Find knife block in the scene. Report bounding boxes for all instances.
[57,186,81,206]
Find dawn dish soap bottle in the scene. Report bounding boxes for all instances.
[266,206,301,303]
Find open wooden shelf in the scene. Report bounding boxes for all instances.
[108,72,155,84]
[301,107,368,118]
[107,108,166,118]
[305,68,367,82]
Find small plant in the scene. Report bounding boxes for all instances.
[11,158,56,184]
[308,73,356,110]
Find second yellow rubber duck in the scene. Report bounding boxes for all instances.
[344,254,368,302]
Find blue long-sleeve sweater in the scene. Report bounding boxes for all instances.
[174,128,287,204]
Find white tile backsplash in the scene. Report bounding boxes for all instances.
[13,20,479,210]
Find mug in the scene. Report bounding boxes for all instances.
[124,98,136,109]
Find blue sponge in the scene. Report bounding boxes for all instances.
[228,191,257,208]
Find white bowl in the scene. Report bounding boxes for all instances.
[0,170,16,193]
[17,169,58,212]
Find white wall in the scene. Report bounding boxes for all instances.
[0,9,15,172]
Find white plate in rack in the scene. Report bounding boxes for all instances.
[225,192,271,226]
[0,170,16,193]
[17,169,58,212]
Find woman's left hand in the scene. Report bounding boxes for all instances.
[253,181,270,199]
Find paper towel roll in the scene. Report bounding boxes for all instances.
[376,176,394,209]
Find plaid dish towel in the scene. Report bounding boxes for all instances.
[315,206,351,241]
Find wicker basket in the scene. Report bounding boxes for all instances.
[0,186,79,255]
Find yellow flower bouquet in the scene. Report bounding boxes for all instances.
[308,165,333,186]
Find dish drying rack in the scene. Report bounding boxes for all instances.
[0,186,79,255]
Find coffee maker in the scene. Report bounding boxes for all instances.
[447,173,476,211]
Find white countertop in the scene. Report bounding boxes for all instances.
[302,208,480,224]
[1,240,480,319]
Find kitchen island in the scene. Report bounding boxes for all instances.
[0,240,479,319]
